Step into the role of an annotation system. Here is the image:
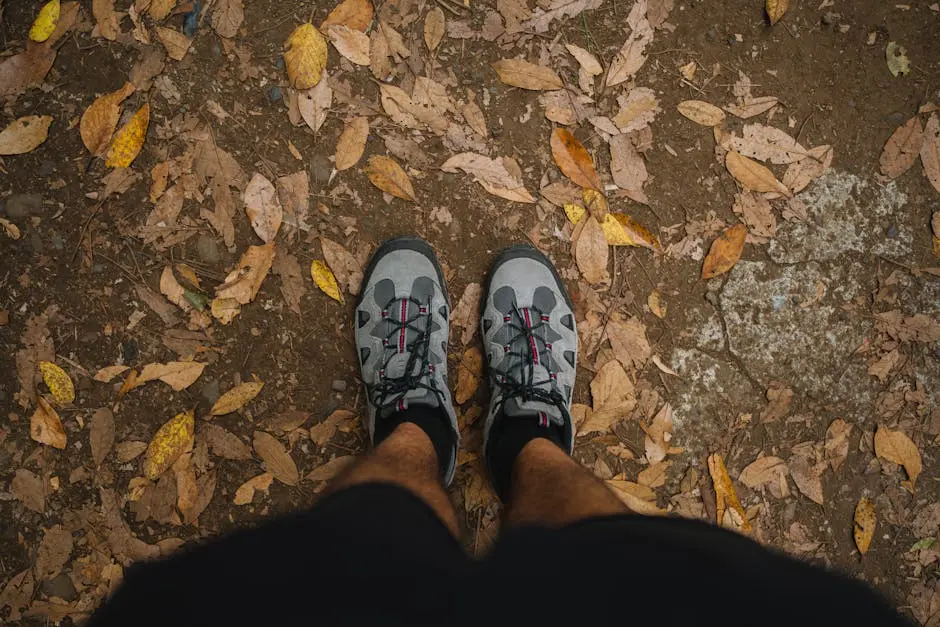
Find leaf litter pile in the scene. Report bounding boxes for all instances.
[1,0,939,622]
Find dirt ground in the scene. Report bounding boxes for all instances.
[1,0,939,623]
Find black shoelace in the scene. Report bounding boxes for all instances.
[490,304,568,421]
[370,296,445,412]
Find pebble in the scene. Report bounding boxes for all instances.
[310,154,332,184]
[121,340,139,363]
[42,574,77,602]
[331,379,348,392]
[196,235,222,265]
[268,86,282,103]
[5,193,43,218]
[201,379,221,405]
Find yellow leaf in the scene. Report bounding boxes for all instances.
[29,0,60,42]
[677,100,726,127]
[284,23,327,90]
[707,453,752,533]
[311,260,343,303]
[80,82,136,156]
[105,103,149,168]
[210,379,264,416]
[550,128,602,191]
[765,0,788,25]
[854,496,876,555]
[702,224,747,279]
[564,203,586,224]
[874,425,922,490]
[143,409,195,480]
[608,213,662,251]
[725,151,791,197]
[365,155,416,201]
[30,397,67,450]
[39,361,74,405]
[582,188,608,220]
[210,297,240,325]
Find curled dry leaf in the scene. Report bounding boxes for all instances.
[123,361,206,394]
[253,431,299,485]
[30,397,67,449]
[677,100,725,127]
[213,242,276,323]
[366,155,416,201]
[874,425,922,489]
[210,379,264,416]
[606,480,665,515]
[320,0,373,32]
[327,25,370,65]
[211,0,244,38]
[320,237,363,296]
[551,128,602,191]
[0,116,53,156]
[491,58,563,91]
[90,407,115,467]
[739,456,788,490]
[765,0,788,25]
[824,418,851,472]
[854,496,876,555]
[309,409,356,447]
[725,150,790,196]
[284,23,327,89]
[455,346,483,404]
[643,403,680,464]
[105,104,149,168]
[606,0,652,86]
[143,409,194,480]
[312,259,343,303]
[702,224,747,279]
[424,7,445,52]
[708,453,752,533]
[244,173,283,243]
[80,82,135,156]
[155,26,191,60]
[335,116,369,171]
[920,114,940,193]
[233,473,274,505]
[575,216,609,284]
[879,116,924,180]
[39,361,74,405]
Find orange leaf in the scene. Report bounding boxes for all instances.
[702,224,747,279]
[708,453,752,533]
[365,155,416,201]
[853,496,876,555]
[550,128,602,191]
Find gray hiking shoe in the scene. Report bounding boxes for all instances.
[481,245,578,468]
[354,236,459,485]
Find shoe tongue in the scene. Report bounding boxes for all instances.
[378,386,439,418]
[503,396,562,425]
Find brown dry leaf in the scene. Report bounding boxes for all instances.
[90,407,115,467]
[854,496,876,555]
[284,23,327,89]
[143,409,195,480]
[277,171,310,234]
[677,100,725,127]
[551,128,602,191]
[80,83,135,156]
[565,43,602,75]
[723,96,779,120]
[0,43,56,100]
[874,425,922,489]
[154,26,191,61]
[212,0,244,38]
[708,453,753,532]
[0,116,53,156]
[455,346,483,404]
[441,152,535,203]
[297,76,332,133]
[783,145,833,195]
[307,456,356,487]
[606,0,652,86]
[575,216,609,284]
[320,0,373,32]
[366,155,416,201]
[105,103,149,168]
[491,58,563,91]
[125,361,206,393]
[609,134,648,203]
[93,0,120,40]
[213,242,276,322]
[253,431,299,485]
[451,282,482,345]
[643,403,680,464]
[606,480,665,515]
[35,525,73,581]
[0,569,34,621]
[233,473,274,505]
[272,249,306,315]
[880,116,924,179]
[613,88,661,134]
[335,116,369,171]
[309,409,356,446]
[648,290,666,318]
[637,460,671,489]
[766,0,789,24]
[732,191,776,239]
[30,397,66,449]
[424,7,446,52]
[327,25,370,65]
[115,440,147,463]
[607,315,651,373]
[12,469,45,513]
[921,114,940,193]
[739,456,788,491]
[201,424,252,460]
[320,237,364,296]
[728,124,808,165]
[461,99,488,138]
[148,0,176,20]
[211,379,264,416]
[824,419,851,472]
[702,224,747,279]
[244,173,283,243]
[725,151,791,196]
[788,454,825,505]
[583,360,636,435]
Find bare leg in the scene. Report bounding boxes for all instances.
[328,422,460,537]
[505,438,627,527]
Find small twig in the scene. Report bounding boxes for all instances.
[70,200,105,264]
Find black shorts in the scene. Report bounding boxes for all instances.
[88,484,908,626]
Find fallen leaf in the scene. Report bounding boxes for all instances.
[582,360,636,435]
[575,216,609,284]
[297,75,332,133]
[788,454,825,505]
[565,43,602,75]
[606,0,652,86]
[92,0,120,40]
[201,424,252,460]
[277,171,311,235]
[0,116,53,156]
[272,249,306,315]
[143,409,194,480]
[739,456,788,490]
[612,87,661,133]
[80,82,135,156]
[253,431,299,485]
[125,361,206,393]
[147,0,176,20]
[243,173,283,243]
[648,290,666,318]
[90,407,115,467]
[327,24,370,65]
[886,41,910,77]
[320,0,373,32]
[732,191,776,239]
[233,473,274,505]
[638,460,671,488]
[491,58,563,91]
[0,42,56,100]
[723,96,779,120]
[310,409,356,446]
[335,116,369,171]
[461,99,488,138]
[441,152,535,202]
[30,397,66,449]
[366,155,416,201]
[727,123,808,165]
[154,26,191,61]
[211,379,264,416]
[874,425,922,489]
[677,100,725,127]
[307,455,356,486]
[311,259,343,303]
[2,217,21,240]
[424,7,446,52]
[105,104,149,168]
[284,23,327,89]
[551,128,602,191]
[854,496,876,554]
[702,224,747,279]
[12,469,45,513]
[211,0,244,38]
[320,237,363,296]
[609,134,648,202]
[783,144,833,194]
[759,381,793,422]
[920,114,940,193]
[451,282,482,345]
[607,315,652,372]
[606,480,665,515]
[455,346,483,404]
[708,453,752,532]
[30,0,60,43]
[765,0,788,24]
[213,242,276,323]
[115,440,148,463]
[35,524,73,581]
[39,361,74,405]
[824,419,851,472]
[643,403,679,464]
[725,151,790,196]
[880,116,924,179]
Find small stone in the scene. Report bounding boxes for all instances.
[268,86,282,103]
[4,193,43,218]
[201,379,221,405]
[195,235,222,265]
[121,340,139,363]
[42,573,78,602]
[331,379,348,392]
